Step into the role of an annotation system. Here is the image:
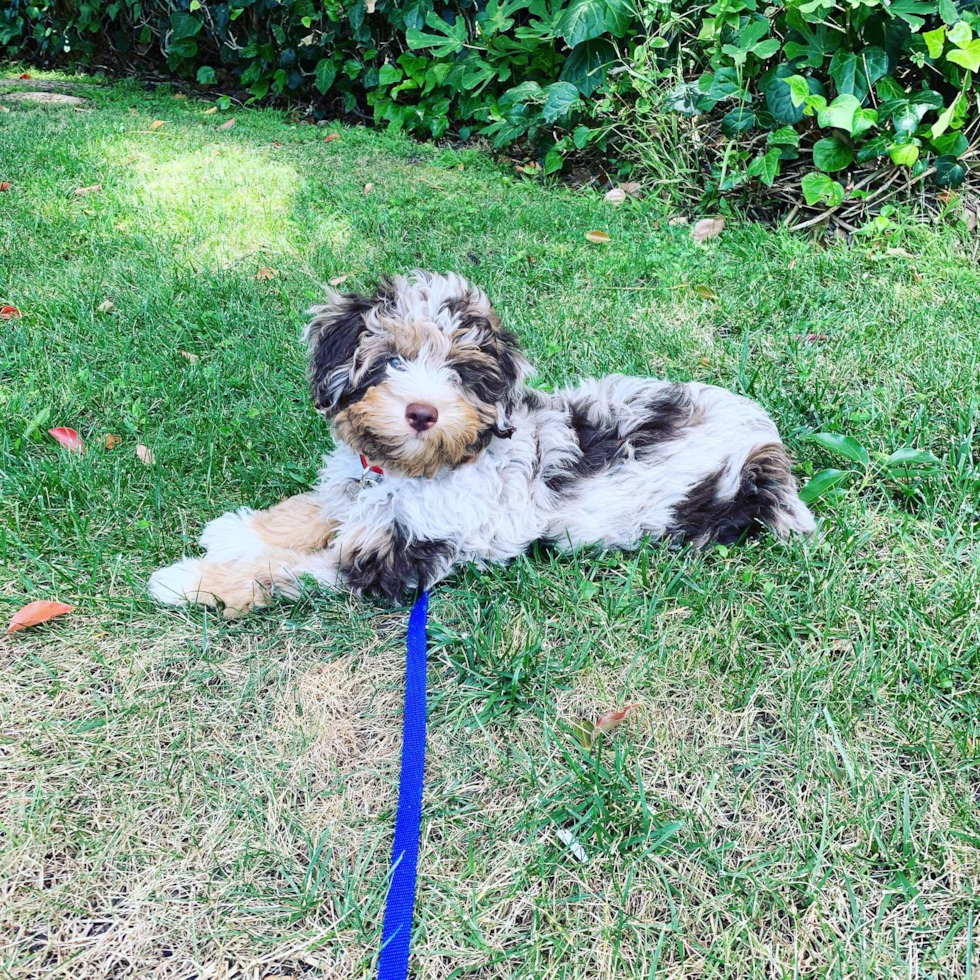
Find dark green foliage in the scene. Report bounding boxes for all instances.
[1,0,975,195]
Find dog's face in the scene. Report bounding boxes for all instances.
[305,272,530,478]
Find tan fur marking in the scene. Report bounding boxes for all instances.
[250,492,337,552]
[178,550,308,618]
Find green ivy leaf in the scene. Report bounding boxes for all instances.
[852,107,878,136]
[930,130,967,155]
[541,81,582,123]
[722,105,757,136]
[889,141,920,166]
[378,63,403,86]
[170,11,203,40]
[939,0,958,23]
[812,136,854,172]
[948,20,972,46]
[947,39,980,72]
[817,93,860,133]
[196,65,216,85]
[856,134,891,162]
[801,172,845,206]
[809,433,870,467]
[746,147,781,185]
[933,154,967,186]
[923,26,946,58]
[799,468,851,503]
[784,74,812,108]
[768,125,800,147]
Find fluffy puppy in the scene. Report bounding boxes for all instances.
[150,271,815,615]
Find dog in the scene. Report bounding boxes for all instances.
[149,271,815,616]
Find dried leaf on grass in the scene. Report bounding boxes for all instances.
[691,217,725,243]
[104,433,122,449]
[1,305,21,319]
[203,106,218,115]
[219,118,236,130]
[569,703,640,748]
[885,247,915,259]
[149,119,165,131]
[324,133,341,143]
[136,444,155,465]
[75,183,101,196]
[8,600,74,634]
[604,188,627,205]
[329,275,348,286]
[97,299,114,313]
[48,427,83,453]
[0,182,10,192]
[364,182,374,195]
[585,230,611,243]
[256,266,279,280]
[694,284,718,300]
[179,350,199,363]
[668,216,689,226]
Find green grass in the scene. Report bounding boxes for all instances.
[2,72,980,979]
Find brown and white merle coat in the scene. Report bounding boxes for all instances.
[150,272,815,615]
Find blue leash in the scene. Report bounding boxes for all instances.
[376,590,429,980]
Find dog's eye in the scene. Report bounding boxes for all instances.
[388,356,403,370]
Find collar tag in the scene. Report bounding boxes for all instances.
[349,453,384,496]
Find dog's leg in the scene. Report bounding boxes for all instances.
[148,546,343,618]
[198,492,337,562]
[150,521,457,613]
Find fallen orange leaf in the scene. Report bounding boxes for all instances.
[49,427,83,453]
[1,305,21,319]
[75,184,102,196]
[0,182,9,192]
[256,266,279,280]
[324,133,341,143]
[595,703,640,736]
[219,118,236,130]
[179,350,199,363]
[204,106,218,115]
[136,444,155,465]
[149,119,165,131]
[104,433,122,449]
[329,275,348,286]
[585,230,611,243]
[18,73,31,79]
[8,600,74,634]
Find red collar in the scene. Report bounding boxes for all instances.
[359,454,384,484]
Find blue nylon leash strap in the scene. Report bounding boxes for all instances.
[377,590,429,980]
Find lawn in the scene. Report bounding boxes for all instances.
[2,73,980,980]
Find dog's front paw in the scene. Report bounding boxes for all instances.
[149,558,211,608]
[199,508,265,562]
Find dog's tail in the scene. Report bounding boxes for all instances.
[739,442,816,540]
[673,442,816,547]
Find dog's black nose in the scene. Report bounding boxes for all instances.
[406,403,439,432]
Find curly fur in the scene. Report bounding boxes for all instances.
[150,271,815,614]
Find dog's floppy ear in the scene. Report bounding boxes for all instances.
[304,292,374,414]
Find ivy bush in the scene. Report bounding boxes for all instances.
[1,0,975,200]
